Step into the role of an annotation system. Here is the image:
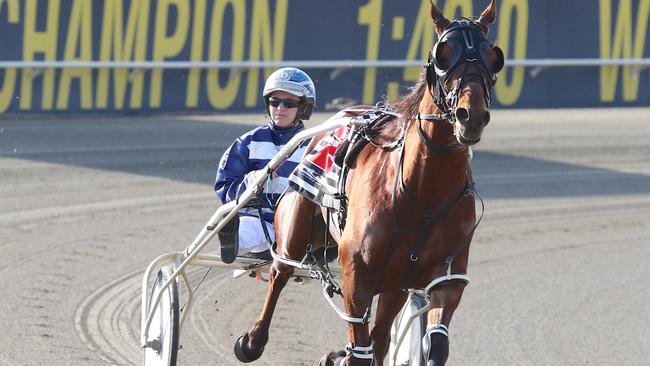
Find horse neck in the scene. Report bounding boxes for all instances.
[400,104,470,203]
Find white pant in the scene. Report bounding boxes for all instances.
[238,216,275,255]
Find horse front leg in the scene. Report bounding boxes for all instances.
[423,281,466,366]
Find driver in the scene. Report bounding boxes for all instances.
[214,67,316,264]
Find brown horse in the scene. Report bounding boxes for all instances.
[233,1,504,365]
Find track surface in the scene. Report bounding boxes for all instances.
[1,108,649,365]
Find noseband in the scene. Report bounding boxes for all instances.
[421,18,499,123]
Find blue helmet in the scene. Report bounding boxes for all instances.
[263,67,316,120]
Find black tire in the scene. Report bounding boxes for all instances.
[143,265,180,366]
[388,293,428,366]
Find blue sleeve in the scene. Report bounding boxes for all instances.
[214,136,252,204]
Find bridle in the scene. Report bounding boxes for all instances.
[420,18,499,124]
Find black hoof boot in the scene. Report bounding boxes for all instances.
[423,331,449,366]
[233,332,264,363]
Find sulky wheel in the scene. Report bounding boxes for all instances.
[144,265,180,366]
[388,293,428,366]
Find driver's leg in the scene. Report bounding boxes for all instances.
[238,216,275,256]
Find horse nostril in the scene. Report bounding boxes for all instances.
[455,108,470,123]
[484,111,491,125]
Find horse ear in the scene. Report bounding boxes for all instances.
[429,0,449,35]
[475,0,497,34]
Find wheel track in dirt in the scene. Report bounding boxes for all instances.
[74,270,143,366]
[72,264,242,366]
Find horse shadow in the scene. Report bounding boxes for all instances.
[0,116,251,186]
[471,151,650,199]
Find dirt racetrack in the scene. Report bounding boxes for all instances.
[1,108,649,365]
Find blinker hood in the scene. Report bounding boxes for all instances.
[432,18,495,81]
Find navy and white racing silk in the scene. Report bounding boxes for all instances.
[215,121,308,223]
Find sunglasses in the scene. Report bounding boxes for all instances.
[268,98,300,109]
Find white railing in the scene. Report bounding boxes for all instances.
[0,58,649,69]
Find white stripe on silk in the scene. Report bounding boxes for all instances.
[261,177,290,195]
[290,146,308,162]
[249,141,281,160]
[249,141,307,163]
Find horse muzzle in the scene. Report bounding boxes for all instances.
[453,107,490,145]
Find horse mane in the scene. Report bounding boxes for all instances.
[393,72,428,125]
[353,70,428,146]
[370,71,428,144]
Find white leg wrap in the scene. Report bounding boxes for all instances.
[425,323,449,338]
[345,342,374,360]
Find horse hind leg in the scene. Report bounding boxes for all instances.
[233,261,294,362]
[234,190,318,362]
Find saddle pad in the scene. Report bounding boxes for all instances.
[288,110,387,209]
[288,126,349,209]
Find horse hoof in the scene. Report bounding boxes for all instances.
[233,332,264,363]
[318,350,346,366]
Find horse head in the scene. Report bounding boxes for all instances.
[426,0,504,145]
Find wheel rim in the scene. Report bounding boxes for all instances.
[389,296,427,366]
[144,266,179,366]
